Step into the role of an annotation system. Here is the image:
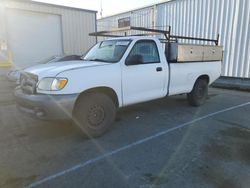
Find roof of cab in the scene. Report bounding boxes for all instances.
[104,36,159,41]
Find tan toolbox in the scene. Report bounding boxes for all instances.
[203,45,223,61]
[167,43,223,62]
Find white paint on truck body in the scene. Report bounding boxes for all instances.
[25,36,221,108]
[169,61,222,95]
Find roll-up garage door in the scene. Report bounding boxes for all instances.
[6,8,63,68]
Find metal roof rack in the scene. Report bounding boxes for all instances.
[89,26,170,38]
[89,26,219,45]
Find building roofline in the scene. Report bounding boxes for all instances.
[98,0,174,20]
[4,0,98,13]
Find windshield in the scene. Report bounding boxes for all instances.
[83,40,131,63]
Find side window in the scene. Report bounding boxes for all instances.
[127,40,160,65]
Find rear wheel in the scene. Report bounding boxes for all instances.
[73,93,116,138]
[187,79,208,106]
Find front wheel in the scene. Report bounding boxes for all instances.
[73,93,116,138]
[187,79,208,106]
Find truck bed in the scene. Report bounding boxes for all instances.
[168,61,222,96]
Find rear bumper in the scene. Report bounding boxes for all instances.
[14,87,78,120]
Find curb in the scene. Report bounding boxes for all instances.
[212,76,250,92]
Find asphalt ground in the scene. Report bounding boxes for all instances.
[0,77,250,188]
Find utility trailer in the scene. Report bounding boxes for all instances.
[89,26,223,63]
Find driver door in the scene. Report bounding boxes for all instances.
[122,40,166,106]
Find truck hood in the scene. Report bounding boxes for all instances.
[24,60,109,78]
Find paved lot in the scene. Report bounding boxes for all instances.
[0,76,250,188]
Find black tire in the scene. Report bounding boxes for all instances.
[73,93,116,138]
[187,79,208,106]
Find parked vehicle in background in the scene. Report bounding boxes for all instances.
[7,55,82,83]
[14,27,223,137]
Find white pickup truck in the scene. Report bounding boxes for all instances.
[15,29,222,137]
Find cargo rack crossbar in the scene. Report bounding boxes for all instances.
[89,26,219,45]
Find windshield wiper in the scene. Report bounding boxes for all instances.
[85,58,109,62]
[88,58,104,61]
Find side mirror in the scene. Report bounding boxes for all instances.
[126,55,143,66]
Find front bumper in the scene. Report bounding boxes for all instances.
[14,88,78,120]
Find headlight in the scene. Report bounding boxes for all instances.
[37,77,68,91]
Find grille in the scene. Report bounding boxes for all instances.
[20,72,38,94]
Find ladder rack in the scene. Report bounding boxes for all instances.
[89,26,219,45]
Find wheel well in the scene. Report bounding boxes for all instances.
[75,87,119,108]
[197,75,210,84]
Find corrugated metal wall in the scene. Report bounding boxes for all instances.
[157,0,250,78]
[98,6,154,30]
[98,6,155,40]
[0,0,97,56]
[98,0,250,78]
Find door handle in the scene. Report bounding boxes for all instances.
[156,67,163,72]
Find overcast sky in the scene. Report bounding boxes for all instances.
[34,0,164,18]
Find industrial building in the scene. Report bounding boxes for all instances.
[98,0,250,78]
[0,0,97,68]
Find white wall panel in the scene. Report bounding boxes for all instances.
[6,8,63,67]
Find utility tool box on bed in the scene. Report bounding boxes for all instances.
[166,43,223,62]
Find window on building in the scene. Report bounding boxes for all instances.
[118,17,130,28]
